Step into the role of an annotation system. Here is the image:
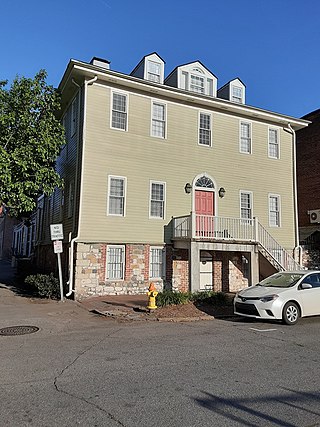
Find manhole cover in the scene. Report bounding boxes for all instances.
[0,326,39,336]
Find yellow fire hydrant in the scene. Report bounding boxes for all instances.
[147,283,158,311]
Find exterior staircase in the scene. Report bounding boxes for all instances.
[173,214,304,272]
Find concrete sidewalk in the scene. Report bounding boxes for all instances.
[0,260,152,324]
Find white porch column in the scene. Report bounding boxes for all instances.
[189,241,200,292]
[250,248,259,286]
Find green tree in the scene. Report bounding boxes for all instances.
[0,70,65,216]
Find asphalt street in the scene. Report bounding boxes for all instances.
[1,262,320,426]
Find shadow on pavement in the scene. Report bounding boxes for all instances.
[0,259,37,298]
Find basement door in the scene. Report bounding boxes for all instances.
[195,190,215,237]
[200,251,213,290]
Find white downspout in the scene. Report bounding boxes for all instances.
[66,75,98,297]
[287,122,301,264]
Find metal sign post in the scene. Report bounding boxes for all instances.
[50,225,64,301]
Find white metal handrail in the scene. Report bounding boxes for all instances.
[172,213,303,271]
[258,222,303,271]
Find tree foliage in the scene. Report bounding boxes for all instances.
[0,70,65,216]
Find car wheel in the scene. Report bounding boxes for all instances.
[282,302,300,325]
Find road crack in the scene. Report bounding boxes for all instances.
[53,328,127,426]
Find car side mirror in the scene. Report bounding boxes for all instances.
[301,283,313,289]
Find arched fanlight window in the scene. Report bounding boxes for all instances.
[192,67,204,74]
[195,176,215,189]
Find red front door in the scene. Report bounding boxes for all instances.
[195,190,214,236]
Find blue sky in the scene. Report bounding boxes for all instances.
[1,0,319,118]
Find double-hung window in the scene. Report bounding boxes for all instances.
[106,245,125,280]
[150,181,165,219]
[108,176,126,216]
[240,191,253,221]
[199,113,211,146]
[149,247,165,279]
[190,74,205,94]
[151,103,166,138]
[240,122,251,154]
[268,128,279,159]
[111,92,127,130]
[269,194,280,227]
[147,61,161,83]
[232,86,243,103]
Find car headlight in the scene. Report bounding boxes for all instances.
[260,294,279,303]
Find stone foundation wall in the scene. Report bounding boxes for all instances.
[171,248,189,292]
[213,252,248,293]
[229,254,249,292]
[74,242,165,300]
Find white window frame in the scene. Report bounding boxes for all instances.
[268,127,280,159]
[239,121,252,154]
[147,61,161,83]
[269,194,281,227]
[149,181,166,219]
[198,112,212,147]
[149,246,165,279]
[240,191,253,221]
[190,73,205,94]
[107,175,127,217]
[151,101,166,139]
[106,245,125,281]
[110,91,128,131]
[231,85,243,103]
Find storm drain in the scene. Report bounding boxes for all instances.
[0,326,39,336]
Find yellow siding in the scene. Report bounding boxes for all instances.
[79,83,295,250]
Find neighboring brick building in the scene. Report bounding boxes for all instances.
[296,109,320,268]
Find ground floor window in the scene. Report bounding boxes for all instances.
[149,247,165,279]
[106,245,125,280]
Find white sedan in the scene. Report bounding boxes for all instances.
[234,271,320,325]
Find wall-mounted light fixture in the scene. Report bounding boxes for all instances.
[218,187,226,198]
[184,183,192,194]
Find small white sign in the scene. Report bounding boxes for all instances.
[53,240,63,254]
[50,224,64,241]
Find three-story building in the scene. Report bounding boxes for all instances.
[35,53,309,299]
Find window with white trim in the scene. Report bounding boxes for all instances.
[150,181,165,219]
[149,247,165,279]
[232,86,243,103]
[190,74,205,94]
[106,245,125,280]
[240,191,253,220]
[269,194,280,227]
[199,112,211,146]
[268,128,279,159]
[240,122,251,154]
[151,102,166,138]
[147,61,161,83]
[108,176,126,216]
[111,92,127,130]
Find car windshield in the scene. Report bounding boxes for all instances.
[257,273,304,288]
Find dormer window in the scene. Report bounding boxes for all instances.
[130,53,165,84]
[165,61,217,97]
[147,61,161,83]
[190,74,205,94]
[232,86,243,103]
[217,78,245,104]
